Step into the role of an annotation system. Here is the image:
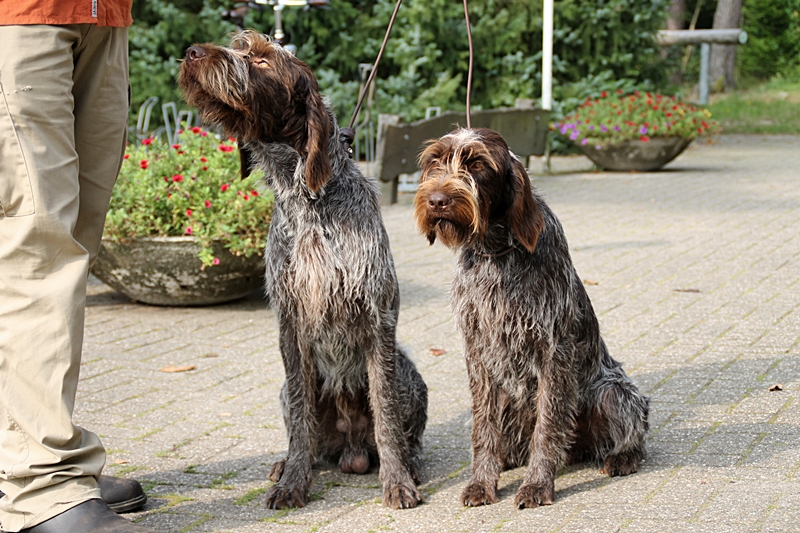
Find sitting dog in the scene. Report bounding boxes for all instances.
[178,31,427,510]
[414,128,649,508]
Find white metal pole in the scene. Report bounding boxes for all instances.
[542,0,553,111]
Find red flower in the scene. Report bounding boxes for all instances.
[250,190,259,197]
[172,144,181,149]
[243,194,250,201]
[228,137,236,142]
[163,176,168,182]
[185,226,193,235]
[601,91,608,98]
[204,200,212,208]
[172,174,184,182]
[191,126,202,134]
[202,166,208,171]
[640,136,650,142]
[141,138,153,146]
[220,183,230,192]
[140,160,148,169]
[123,154,130,160]
[186,209,193,216]
[200,157,208,163]
[218,145,234,152]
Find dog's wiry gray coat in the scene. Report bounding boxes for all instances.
[414,128,648,508]
[178,31,427,510]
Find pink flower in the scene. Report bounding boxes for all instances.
[220,183,230,192]
[141,138,153,146]
[218,144,234,152]
[185,226,193,235]
[172,174,184,182]
[212,258,220,266]
[204,200,212,208]
[201,131,208,137]
[186,209,193,216]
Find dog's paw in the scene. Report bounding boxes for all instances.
[461,480,499,507]
[265,482,308,509]
[514,481,555,509]
[383,478,422,509]
[268,460,285,482]
[603,452,641,477]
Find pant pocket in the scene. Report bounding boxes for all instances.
[0,82,34,217]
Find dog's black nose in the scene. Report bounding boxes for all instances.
[186,46,206,61]
[428,192,450,210]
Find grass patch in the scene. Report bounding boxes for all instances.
[234,487,268,505]
[708,78,800,134]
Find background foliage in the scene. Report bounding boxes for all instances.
[129,0,669,129]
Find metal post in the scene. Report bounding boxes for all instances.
[542,0,553,173]
[699,42,710,105]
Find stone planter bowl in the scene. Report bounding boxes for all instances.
[579,136,692,171]
[92,237,264,306]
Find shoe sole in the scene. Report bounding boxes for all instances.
[107,494,147,513]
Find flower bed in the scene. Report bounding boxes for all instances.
[555,90,721,150]
[104,127,273,268]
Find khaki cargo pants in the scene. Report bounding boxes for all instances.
[0,24,128,531]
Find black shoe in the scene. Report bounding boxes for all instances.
[97,476,147,513]
[0,476,147,514]
[20,499,154,533]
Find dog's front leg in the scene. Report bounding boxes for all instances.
[515,344,578,508]
[265,314,318,509]
[368,335,422,509]
[462,353,503,506]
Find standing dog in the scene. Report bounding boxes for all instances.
[414,128,648,508]
[178,31,427,510]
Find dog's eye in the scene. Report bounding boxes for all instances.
[252,58,271,68]
[471,160,485,171]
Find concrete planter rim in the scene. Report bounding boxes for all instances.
[579,136,693,171]
[92,236,265,307]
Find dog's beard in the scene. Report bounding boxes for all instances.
[429,217,472,248]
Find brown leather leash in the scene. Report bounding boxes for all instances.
[339,0,475,158]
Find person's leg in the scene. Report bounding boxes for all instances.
[0,24,127,531]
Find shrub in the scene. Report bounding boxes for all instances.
[104,128,273,268]
[554,90,720,147]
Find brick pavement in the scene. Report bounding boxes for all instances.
[81,134,800,532]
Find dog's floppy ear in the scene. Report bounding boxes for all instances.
[238,142,255,179]
[303,91,332,193]
[507,155,545,252]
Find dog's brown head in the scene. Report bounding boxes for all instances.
[178,30,331,192]
[414,128,544,252]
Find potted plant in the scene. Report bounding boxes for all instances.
[92,127,274,306]
[555,90,721,171]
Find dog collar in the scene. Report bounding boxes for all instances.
[474,243,517,259]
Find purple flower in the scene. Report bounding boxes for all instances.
[588,125,595,131]
[640,126,648,134]
[595,145,602,150]
[569,130,579,141]
[560,124,569,135]
[581,138,589,145]
[576,120,583,124]
[600,124,608,132]
[614,125,621,132]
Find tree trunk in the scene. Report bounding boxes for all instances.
[709,0,742,92]
[667,0,686,30]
